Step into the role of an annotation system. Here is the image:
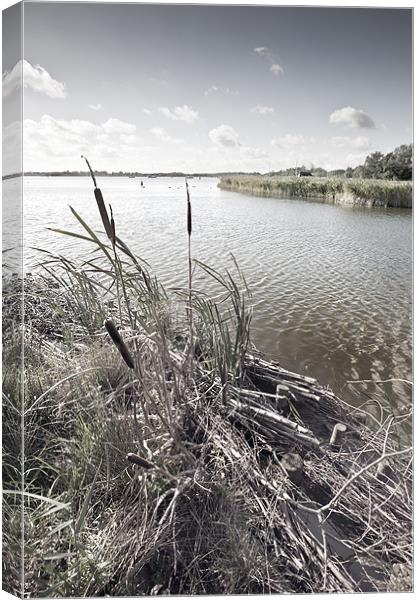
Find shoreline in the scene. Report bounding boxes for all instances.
[219,176,413,209]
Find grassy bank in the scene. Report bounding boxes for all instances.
[2,169,412,596]
[219,175,413,208]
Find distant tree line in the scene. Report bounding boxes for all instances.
[11,170,262,179]
[3,144,411,182]
[271,144,412,181]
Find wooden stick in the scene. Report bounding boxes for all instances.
[329,423,347,448]
[282,453,303,485]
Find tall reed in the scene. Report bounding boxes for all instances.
[82,156,134,327]
[186,178,194,372]
[219,175,413,208]
[81,155,113,239]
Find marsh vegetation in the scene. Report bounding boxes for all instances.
[219,175,413,208]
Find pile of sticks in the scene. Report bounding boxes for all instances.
[176,350,413,592]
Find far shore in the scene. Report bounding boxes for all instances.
[2,170,256,180]
[219,175,413,209]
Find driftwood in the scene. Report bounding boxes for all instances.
[329,423,347,448]
[281,453,304,485]
[183,349,413,592]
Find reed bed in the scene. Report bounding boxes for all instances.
[2,166,412,596]
[219,175,413,208]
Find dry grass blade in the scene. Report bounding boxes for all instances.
[126,452,154,470]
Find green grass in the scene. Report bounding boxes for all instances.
[219,175,412,208]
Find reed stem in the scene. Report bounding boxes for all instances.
[109,204,123,325]
[186,179,193,372]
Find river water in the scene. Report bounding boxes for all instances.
[3,176,412,410]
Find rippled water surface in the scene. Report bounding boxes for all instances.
[3,176,412,409]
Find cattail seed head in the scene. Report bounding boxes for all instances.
[126,453,154,469]
[104,319,135,369]
[186,180,192,236]
[109,204,116,247]
[142,270,152,293]
[81,155,113,241]
[187,201,192,236]
[94,188,113,240]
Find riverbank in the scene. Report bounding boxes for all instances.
[2,169,412,595]
[219,176,413,208]
[3,268,412,595]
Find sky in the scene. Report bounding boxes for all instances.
[2,2,413,174]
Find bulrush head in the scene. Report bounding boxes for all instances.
[104,318,135,369]
[109,204,116,247]
[186,179,192,237]
[81,155,114,240]
[126,452,154,470]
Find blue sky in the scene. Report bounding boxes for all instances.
[2,2,413,173]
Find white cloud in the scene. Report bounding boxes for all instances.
[254,47,269,55]
[204,85,238,96]
[270,64,283,76]
[329,106,376,129]
[250,104,275,115]
[3,59,67,99]
[253,46,284,76]
[20,115,145,172]
[88,103,102,111]
[151,127,183,144]
[205,85,219,96]
[158,105,199,123]
[143,108,152,115]
[4,114,272,174]
[102,118,136,135]
[209,124,240,147]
